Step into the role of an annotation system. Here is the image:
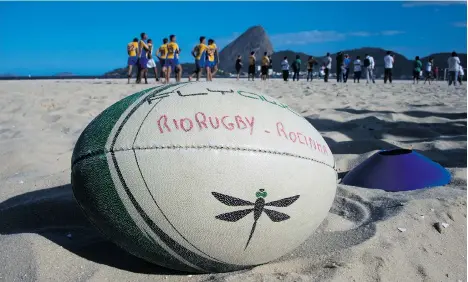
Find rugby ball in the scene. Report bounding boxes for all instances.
[71,81,337,273]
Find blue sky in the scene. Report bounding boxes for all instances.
[0,1,466,75]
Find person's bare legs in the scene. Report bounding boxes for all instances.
[176,65,182,82]
[188,71,195,81]
[143,69,148,84]
[165,66,172,84]
[188,67,200,82]
[152,67,158,82]
[211,65,218,77]
[137,68,144,84]
[161,67,167,84]
[424,74,431,85]
[127,65,133,84]
[136,62,142,84]
[206,67,212,81]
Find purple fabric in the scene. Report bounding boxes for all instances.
[164,58,179,68]
[127,56,138,66]
[139,57,149,69]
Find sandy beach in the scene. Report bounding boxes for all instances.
[0,78,466,282]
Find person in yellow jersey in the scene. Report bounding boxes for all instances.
[156,38,168,83]
[164,34,182,83]
[205,39,219,81]
[136,32,150,84]
[210,39,220,77]
[126,38,139,84]
[189,36,208,81]
[261,52,270,81]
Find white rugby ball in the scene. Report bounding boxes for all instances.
[71,81,337,273]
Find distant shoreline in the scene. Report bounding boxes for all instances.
[0,75,104,80]
[1,76,460,81]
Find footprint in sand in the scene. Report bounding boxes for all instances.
[282,187,405,261]
[0,128,23,140]
[77,108,88,114]
[325,195,371,232]
[41,114,62,123]
[79,99,91,106]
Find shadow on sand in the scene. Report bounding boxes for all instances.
[334,108,467,120]
[0,184,405,280]
[0,184,186,275]
[306,108,467,169]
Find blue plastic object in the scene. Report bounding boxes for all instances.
[342,149,451,192]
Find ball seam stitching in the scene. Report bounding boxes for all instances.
[73,145,335,169]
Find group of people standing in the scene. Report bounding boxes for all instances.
[235,52,307,82]
[234,52,274,81]
[275,52,378,84]
[388,51,463,86]
[280,55,304,82]
[259,51,382,84]
[127,33,182,84]
[321,52,378,84]
[126,33,219,84]
[289,51,464,86]
[128,37,464,86]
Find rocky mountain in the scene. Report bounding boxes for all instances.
[217,26,274,71]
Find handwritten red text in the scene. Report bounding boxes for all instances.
[276,122,329,155]
[157,112,255,135]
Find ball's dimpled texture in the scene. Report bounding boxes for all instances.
[72,86,202,272]
[72,82,337,273]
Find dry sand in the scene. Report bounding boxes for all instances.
[0,78,466,282]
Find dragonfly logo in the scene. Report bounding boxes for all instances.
[212,189,300,250]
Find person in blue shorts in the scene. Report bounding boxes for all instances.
[164,35,182,83]
[126,38,139,84]
[137,32,150,84]
[189,36,208,81]
[205,39,218,81]
[156,38,168,83]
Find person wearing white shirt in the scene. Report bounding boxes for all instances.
[424,57,434,84]
[363,53,375,84]
[323,52,332,82]
[353,56,362,83]
[447,51,461,86]
[458,64,464,85]
[383,51,394,84]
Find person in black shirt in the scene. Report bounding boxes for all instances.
[235,55,242,80]
[307,56,317,81]
[248,51,256,81]
[292,55,301,81]
[336,51,344,82]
